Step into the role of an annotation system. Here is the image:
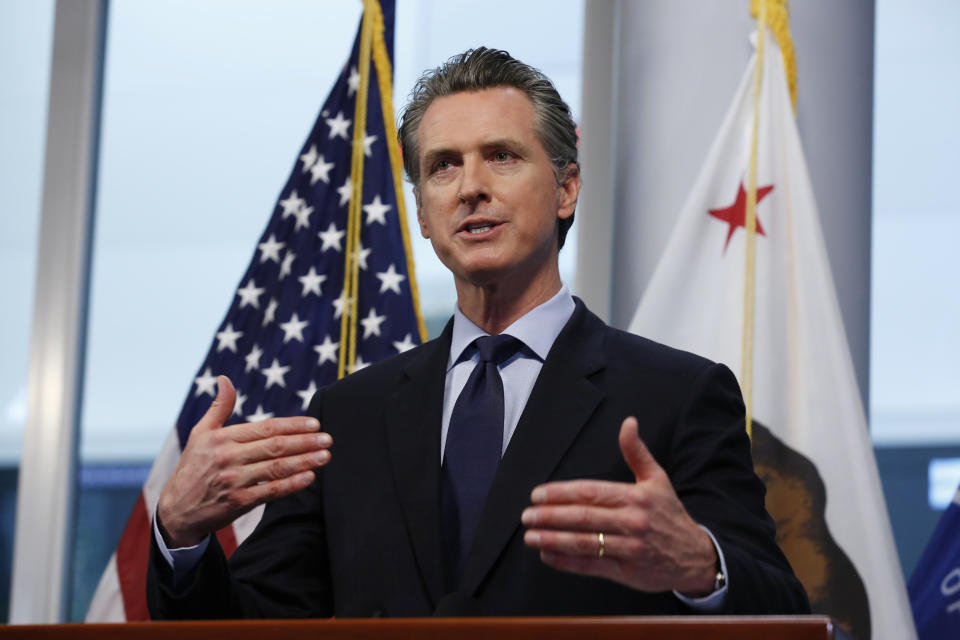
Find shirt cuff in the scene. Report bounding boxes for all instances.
[673,525,728,612]
[153,504,210,581]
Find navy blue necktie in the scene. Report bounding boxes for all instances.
[441,334,521,589]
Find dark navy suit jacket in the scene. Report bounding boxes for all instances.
[147,300,809,618]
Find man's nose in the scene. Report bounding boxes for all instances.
[457,157,491,205]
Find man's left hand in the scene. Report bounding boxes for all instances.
[521,416,718,597]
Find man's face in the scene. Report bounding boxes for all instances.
[415,87,579,289]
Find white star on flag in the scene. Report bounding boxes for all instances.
[376,263,406,295]
[362,131,377,157]
[279,313,309,343]
[299,145,318,173]
[194,367,217,397]
[293,203,314,231]
[313,334,339,365]
[262,358,291,389]
[309,155,334,185]
[257,234,285,263]
[350,355,370,373]
[215,323,243,353]
[244,344,264,373]
[337,177,352,207]
[298,267,327,297]
[297,380,318,411]
[354,243,371,271]
[279,250,296,279]
[363,195,391,226]
[247,405,274,423]
[347,66,360,96]
[279,191,305,219]
[360,307,386,339]
[233,391,247,417]
[262,298,278,327]
[332,290,347,319]
[318,222,345,252]
[326,111,351,140]
[393,333,416,354]
[236,280,265,309]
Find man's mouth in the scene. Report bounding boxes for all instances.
[460,219,501,236]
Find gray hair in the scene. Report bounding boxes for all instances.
[398,47,579,249]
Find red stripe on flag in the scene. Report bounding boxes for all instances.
[217,524,238,558]
[115,492,151,621]
[114,491,238,622]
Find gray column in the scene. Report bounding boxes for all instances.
[573,0,618,322]
[10,0,106,623]
[579,0,874,405]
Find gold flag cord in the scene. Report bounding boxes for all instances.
[338,0,376,380]
[750,0,797,112]
[338,0,428,378]
[742,0,798,437]
[370,8,428,343]
[741,0,767,440]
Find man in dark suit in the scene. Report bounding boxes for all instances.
[148,48,808,618]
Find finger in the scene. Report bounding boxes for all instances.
[530,479,631,507]
[229,416,323,443]
[195,376,237,432]
[232,431,332,465]
[618,416,663,482]
[227,470,318,511]
[240,449,331,486]
[522,504,638,535]
[524,528,639,562]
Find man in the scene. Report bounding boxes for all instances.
[148,48,808,618]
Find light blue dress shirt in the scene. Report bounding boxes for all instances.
[441,285,575,461]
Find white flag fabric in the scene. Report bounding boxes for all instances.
[629,31,915,640]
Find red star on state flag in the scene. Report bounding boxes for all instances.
[708,180,774,251]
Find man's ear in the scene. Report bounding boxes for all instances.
[557,163,581,221]
[414,186,430,239]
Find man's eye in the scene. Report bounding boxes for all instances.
[434,159,451,172]
[493,151,512,162]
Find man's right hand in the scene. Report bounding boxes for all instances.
[156,375,332,548]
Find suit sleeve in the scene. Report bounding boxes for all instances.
[146,392,333,620]
[667,362,810,615]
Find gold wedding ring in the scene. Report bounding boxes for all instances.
[597,532,605,558]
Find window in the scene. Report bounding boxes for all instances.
[870,0,960,578]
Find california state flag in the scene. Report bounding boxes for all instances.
[628,30,915,640]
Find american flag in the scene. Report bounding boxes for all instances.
[86,0,421,621]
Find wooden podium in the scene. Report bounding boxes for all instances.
[0,616,839,639]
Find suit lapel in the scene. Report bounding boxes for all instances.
[383,320,452,606]
[459,301,607,594]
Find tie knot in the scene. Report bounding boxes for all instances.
[474,334,522,365]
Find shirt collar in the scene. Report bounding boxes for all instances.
[448,285,575,370]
